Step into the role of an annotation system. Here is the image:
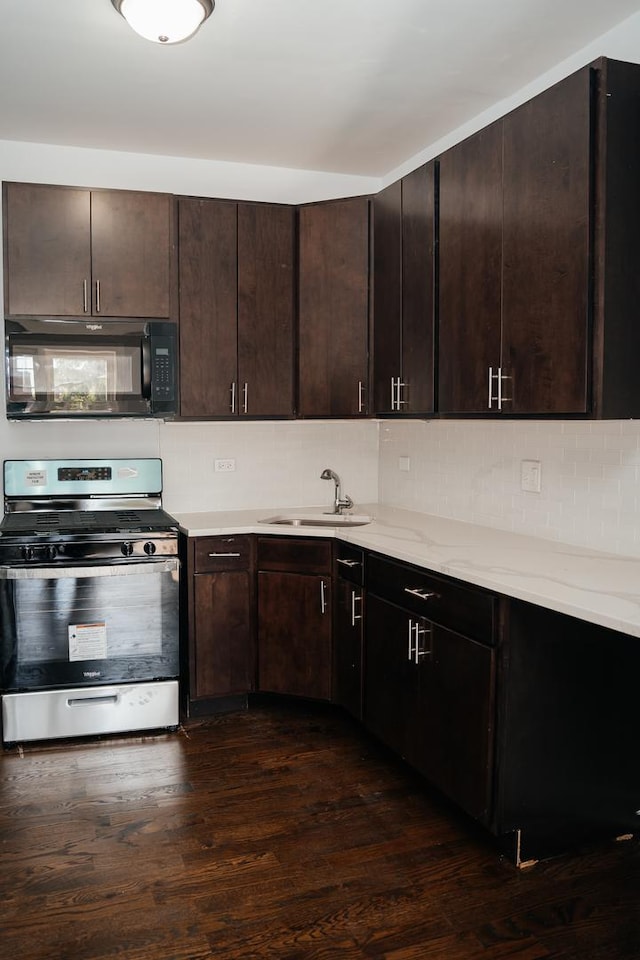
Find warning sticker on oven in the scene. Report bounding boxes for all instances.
[68,622,107,662]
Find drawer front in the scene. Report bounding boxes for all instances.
[334,542,365,586]
[257,536,332,574]
[194,535,252,573]
[367,553,495,645]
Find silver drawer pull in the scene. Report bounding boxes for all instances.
[208,552,241,558]
[67,694,119,707]
[336,558,360,568]
[404,587,439,601]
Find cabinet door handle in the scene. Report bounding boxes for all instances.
[351,590,362,626]
[396,378,407,407]
[358,380,365,414]
[242,382,248,414]
[208,552,241,558]
[320,580,327,615]
[404,587,439,601]
[391,377,396,411]
[499,369,512,407]
[336,558,360,568]
[95,280,101,313]
[408,618,418,661]
[230,382,236,414]
[82,279,89,314]
[414,622,432,663]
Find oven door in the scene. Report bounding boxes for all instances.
[0,558,179,691]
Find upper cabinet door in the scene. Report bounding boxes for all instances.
[372,179,402,414]
[90,190,173,318]
[3,183,91,317]
[237,203,295,417]
[401,163,435,415]
[438,123,503,414]
[502,67,591,415]
[298,197,370,417]
[372,164,436,416]
[178,197,238,418]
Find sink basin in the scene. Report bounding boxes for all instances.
[260,513,372,528]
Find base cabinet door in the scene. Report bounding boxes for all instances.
[334,574,365,721]
[258,571,332,699]
[363,594,423,760]
[257,537,333,700]
[193,570,254,698]
[419,625,495,824]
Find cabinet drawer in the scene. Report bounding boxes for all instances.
[367,553,495,645]
[334,542,365,586]
[194,535,252,572]
[257,536,332,574]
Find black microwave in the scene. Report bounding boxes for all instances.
[5,318,177,420]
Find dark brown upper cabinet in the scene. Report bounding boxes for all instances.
[298,197,370,417]
[438,58,640,418]
[3,182,174,319]
[178,197,295,418]
[372,162,436,416]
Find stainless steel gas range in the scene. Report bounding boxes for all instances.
[0,458,180,746]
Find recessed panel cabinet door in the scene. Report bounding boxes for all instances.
[178,197,238,417]
[372,180,402,415]
[3,182,91,317]
[298,198,370,417]
[502,67,591,414]
[238,203,295,417]
[438,123,503,414]
[90,190,172,318]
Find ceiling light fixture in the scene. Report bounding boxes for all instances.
[111,0,214,45]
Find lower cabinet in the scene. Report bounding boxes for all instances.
[333,543,365,720]
[185,535,255,712]
[365,553,497,824]
[257,537,333,700]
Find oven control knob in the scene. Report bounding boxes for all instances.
[121,541,134,557]
[143,541,157,556]
[21,545,36,561]
[45,545,58,561]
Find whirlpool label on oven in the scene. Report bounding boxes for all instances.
[69,622,107,662]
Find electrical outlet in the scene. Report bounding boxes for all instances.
[398,456,411,472]
[521,459,541,493]
[214,458,236,473]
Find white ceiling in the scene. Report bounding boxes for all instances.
[1,0,639,178]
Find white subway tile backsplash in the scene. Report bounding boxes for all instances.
[378,419,640,557]
[159,419,379,515]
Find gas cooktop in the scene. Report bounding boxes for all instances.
[0,508,179,537]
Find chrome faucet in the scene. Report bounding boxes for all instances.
[320,468,353,515]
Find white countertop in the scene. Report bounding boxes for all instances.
[174,504,640,639]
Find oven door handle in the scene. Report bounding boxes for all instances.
[0,559,179,580]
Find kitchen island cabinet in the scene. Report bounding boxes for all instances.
[438,57,640,418]
[3,182,174,319]
[298,197,370,417]
[372,162,436,416]
[257,537,333,700]
[178,197,295,418]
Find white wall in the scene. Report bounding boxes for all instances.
[379,419,640,557]
[385,10,640,184]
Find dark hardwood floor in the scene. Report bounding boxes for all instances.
[1,704,638,959]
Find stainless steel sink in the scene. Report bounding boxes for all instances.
[259,513,372,528]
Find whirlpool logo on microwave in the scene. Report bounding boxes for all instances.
[83,670,102,678]
[85,323,103,331]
